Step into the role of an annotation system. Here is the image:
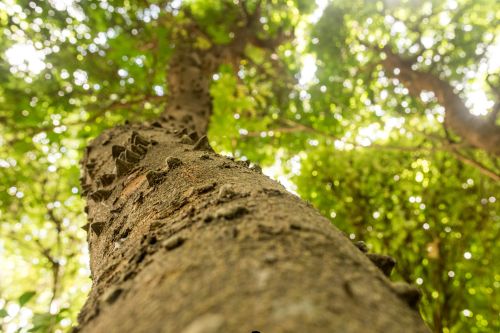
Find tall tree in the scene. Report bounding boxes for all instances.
[1,1,497,332]
[74,2,428,332]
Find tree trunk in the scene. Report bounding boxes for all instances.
[75,43,430,333]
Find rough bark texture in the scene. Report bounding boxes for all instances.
[77,126,429,333]
[381,47,500,155]
[75,36,430,332]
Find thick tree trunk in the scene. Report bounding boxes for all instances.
[75,43,430,333]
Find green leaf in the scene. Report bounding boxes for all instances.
[18,291,36,307]
[30,312,54,331]
[0,308,8,318]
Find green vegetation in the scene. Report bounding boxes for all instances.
[0,0,498,332]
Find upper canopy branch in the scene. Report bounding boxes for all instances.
[181,0,291,61]
[379,45,500,156]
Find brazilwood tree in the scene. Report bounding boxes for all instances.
[75,2,429,333]
[0,0,497,332]
[0,0,430,332]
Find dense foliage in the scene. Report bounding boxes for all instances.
[0,0,498,332]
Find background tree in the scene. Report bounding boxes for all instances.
[0,0,497,332]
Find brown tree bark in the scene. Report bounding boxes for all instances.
[381,47,500,156]
[74,25,430,333]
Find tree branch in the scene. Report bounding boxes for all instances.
[242,119,500,181]
[379,46,500,155]
[449,149,500,181]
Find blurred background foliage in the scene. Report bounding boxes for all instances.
[0,0,498,332]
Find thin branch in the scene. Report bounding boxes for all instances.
[243,119,500,181]
[240,0,262,26]
[3,94,167,145]
[243,120,434,152]
[449,149,500,181]
[424,131,500,181]
[486,73,500,124]
[46,210,62,308]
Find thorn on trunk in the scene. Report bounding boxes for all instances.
[174,128,188,137]
[179,135,194,145]
[218,184,236,200]
[199,153,211,160]
[249,163,262,173]
[101,134,111,145]
[146,170,168,187]
[124,149,141,164]
[131,143,147,156]
[196,182,217,194]
[116,158,134,177]
[354,241,368,253]
[192,135,214,152]
[86,161,96,171]
[163,235,185,251]
[103,287,123,304]
[81,183,92,196]
[237,160,250,168]
[91,222,106,236]
[188,131,199,141]
[262,188,283,197]
[99,174,116,187]
[112,145,126,159]
[391,282,422,309]
[90,189,113,202]
[131,131,150,146]
[165,156,182,170]
[367,253,396,277]
[214,205,249,220]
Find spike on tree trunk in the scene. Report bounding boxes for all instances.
[75,42,430,333]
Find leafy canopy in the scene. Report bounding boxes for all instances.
[0,0,498,332]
